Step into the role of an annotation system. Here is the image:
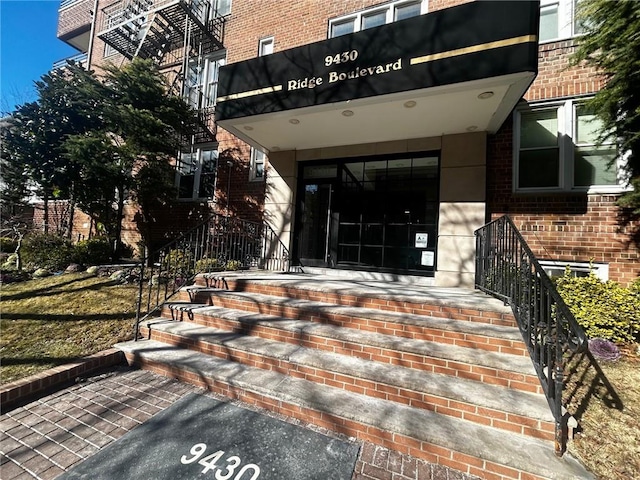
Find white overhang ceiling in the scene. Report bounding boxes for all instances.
[217,72,533,154]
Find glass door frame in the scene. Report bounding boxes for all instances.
[293,151,440,276]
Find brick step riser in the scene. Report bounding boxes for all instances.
[153,311,542,395]
[193,279,518,328]
[173,295,528,357]
[125,352,548,480]
[140,325,554,441]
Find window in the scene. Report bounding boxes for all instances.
[177,146,218,199]
[514,99,621,192]
[539,0,584,42]
[214,0,231,16]
[328,0,424,38]
[258,37,274,56]
[250,148,265,181]
[539,260,608,281]
[185,54,226,110]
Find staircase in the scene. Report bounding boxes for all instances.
[116,271,593,480]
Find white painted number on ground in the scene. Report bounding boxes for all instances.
[180,443,260,479]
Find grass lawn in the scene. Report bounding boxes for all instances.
[0,272,638,479]
[0,272,139,384]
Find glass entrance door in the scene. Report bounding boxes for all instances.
[297,182,333,266]
[295,155,439,275]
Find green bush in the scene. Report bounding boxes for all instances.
[225,260,243,271]
[21,233,76,272]
[195,257,221,272]
[0,237,18,253]
[162,248,194,275]
[556,270,640,344]
[75,237,113,265]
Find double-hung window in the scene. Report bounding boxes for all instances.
[185,54,226,110]
[539,0,583,42]
[514,99,620,192]
[177,146,218,200]
[328,0,425,38]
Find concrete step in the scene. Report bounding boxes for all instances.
[152,303,541,394]
[193,273,516,326]
[177,288,525,355]
[115,339,594,480]
[141,318,555,440]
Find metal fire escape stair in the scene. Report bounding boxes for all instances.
[97,0,225,144]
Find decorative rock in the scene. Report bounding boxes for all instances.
[150,274,167,286]
[86,266,100,275]
[1,261,16,270]
[33,268,51,278]
[65,263,82,273]
[110,270,126,281]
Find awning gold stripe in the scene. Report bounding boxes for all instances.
[410,35,537,66]
[216,85,283,103]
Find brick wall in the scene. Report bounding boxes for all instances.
[223,0,467,64]
[57,0,92,40]
[487,119,640,286]
[525,40,603,102]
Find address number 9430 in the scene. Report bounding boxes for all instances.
[180,443,260,479]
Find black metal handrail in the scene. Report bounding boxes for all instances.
[474,215,588,456]
[134,213,290,339]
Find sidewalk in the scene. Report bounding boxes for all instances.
[1,366,478,480]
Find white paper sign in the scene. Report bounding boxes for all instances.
[421,251,434,267]
[415,233,428,248]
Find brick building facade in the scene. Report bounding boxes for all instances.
[55,0,638,285]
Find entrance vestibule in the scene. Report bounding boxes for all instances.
[295,154,439,276]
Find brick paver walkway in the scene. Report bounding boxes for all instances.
[1,367,478,480]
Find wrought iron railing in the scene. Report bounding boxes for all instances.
[474,215,588,456]
[134,213,290,339]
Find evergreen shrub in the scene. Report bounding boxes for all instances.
[75,237,113,265]
[21,233,75,272]
[0,237,17,253]
[556,269,640,344]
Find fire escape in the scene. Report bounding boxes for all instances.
[97,0,225,144]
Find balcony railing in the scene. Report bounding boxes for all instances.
[52,52,88,70]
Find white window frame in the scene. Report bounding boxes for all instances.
[513,98,625,194]
[539,260,609,281]
[328,0,426,38]
[176,144,219,200]
[258,36,274,56]
[539,0,583,44]
[249,148,266,182]
[185,52,226,110]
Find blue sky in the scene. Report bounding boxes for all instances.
[1,0,78,113]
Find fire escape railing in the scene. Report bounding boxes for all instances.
[474,215,588,456]
[97,0,225,146]
[134,213,290,340]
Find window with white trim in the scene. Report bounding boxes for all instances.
[259,37,274,56]
[177,146,218,199]
[539,260,608,281]
[249,148,265,181]
[514,99,621,192]
[191,0,231,23]
[185,53,226,110]
[539,0,583,42]
[328,0,425,38]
